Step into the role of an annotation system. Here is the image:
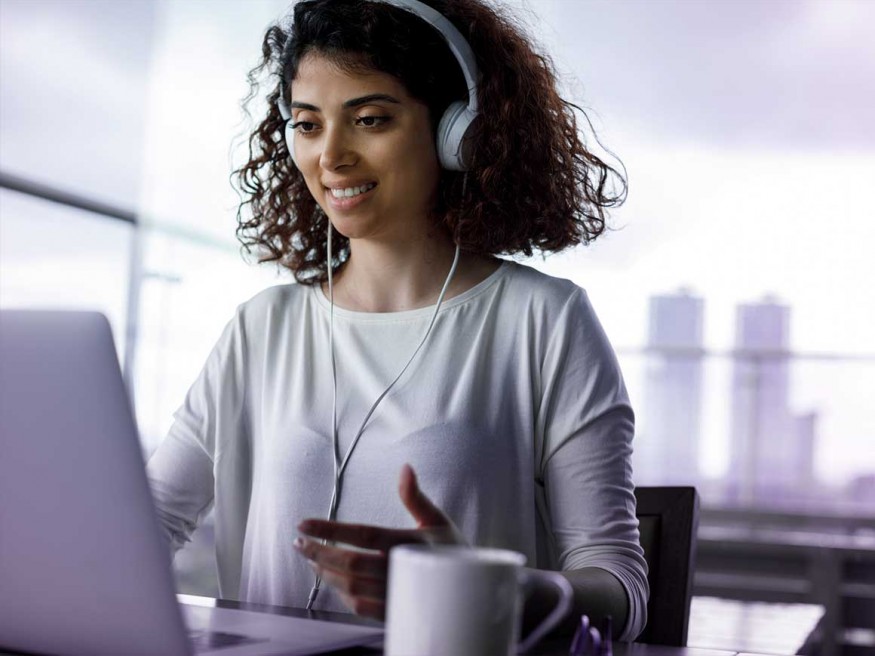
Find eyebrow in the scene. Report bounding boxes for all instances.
[289,94,402,112]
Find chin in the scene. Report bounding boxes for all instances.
[326,216,374,242]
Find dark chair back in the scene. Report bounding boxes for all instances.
[634,486,700,646]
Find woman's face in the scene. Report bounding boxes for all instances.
[289,52,441,244]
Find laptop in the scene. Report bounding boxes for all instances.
[0,310,384,656]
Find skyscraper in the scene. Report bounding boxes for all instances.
[729,298,797,504]
[638,290,704,484]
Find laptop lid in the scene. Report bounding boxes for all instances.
[0,310,191,656]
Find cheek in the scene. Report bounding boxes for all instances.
[414,156,441,199]
[298,164,323,200]
[392,134,440,191]
[293,140,321,178]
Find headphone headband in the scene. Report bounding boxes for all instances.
[277,0,480,171]
[380,0,479,113]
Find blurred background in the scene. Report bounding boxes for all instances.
[1,0,873,654]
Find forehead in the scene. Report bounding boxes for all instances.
[290,52,412,105]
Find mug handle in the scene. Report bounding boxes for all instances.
[517,570,574,654]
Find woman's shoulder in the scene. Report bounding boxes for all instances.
[494,261,609,339]
[231,281,315,333]
[241,280,303,307]
[502,260,589,309]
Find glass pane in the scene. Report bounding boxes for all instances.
[521,0,875,511]
[0,189,133,363]
[0,0,154,208]
[138,0,289,243]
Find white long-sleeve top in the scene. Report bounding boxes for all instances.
[146,260,649,640]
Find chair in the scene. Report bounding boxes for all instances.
[634,486,700,646]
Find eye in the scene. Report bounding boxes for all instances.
[291,121,318,134]
[356,115,391,128]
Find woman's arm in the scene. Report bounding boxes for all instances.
[146,310,248,555]
[522,566,628,638]
[534,288,649,641]
[147,428,216,555]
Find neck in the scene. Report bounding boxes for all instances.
[328,232,459,313]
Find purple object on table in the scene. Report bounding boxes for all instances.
[569,615,613,656]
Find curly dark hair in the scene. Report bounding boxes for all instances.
[234,0,626,284]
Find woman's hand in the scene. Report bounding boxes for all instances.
[294,463,465,620]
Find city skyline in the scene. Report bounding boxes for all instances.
[635,290,833,507]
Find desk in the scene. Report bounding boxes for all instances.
[695,524,875,656]
[687,596,823,654]
[190,596,747,656]
[0,595,771,656]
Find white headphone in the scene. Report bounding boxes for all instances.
[276,0,480,171]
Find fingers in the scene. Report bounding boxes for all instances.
[338,591,385,621]
[298,519,421,551]
[294,537,388,580]
[294,537,387,621]
[312,560,386,601]
[399,463,450,528]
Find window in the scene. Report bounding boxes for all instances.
[3,0,873,601]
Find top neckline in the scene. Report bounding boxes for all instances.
[310,260,512,322]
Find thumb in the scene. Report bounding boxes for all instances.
[399,464,449,528]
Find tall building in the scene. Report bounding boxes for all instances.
[729,298,807,504]
[638,290,704,485]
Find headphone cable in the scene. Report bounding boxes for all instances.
[306,221,461,610]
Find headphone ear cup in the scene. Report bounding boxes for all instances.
[436,101,476,171]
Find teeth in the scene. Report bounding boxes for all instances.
[330,183,375,199]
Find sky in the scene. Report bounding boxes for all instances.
[1,0,873,486]
[534,0,875,152]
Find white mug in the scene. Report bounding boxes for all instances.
[385,545,573,656]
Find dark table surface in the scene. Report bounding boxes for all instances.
[0,593,758,656]
[192,595,745,656]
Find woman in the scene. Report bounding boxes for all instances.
[147,0,648,641]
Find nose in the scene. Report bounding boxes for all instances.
[319,124,357,171]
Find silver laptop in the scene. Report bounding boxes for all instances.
[0,310,383,656]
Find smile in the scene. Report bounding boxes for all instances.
[328,183,376,199]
